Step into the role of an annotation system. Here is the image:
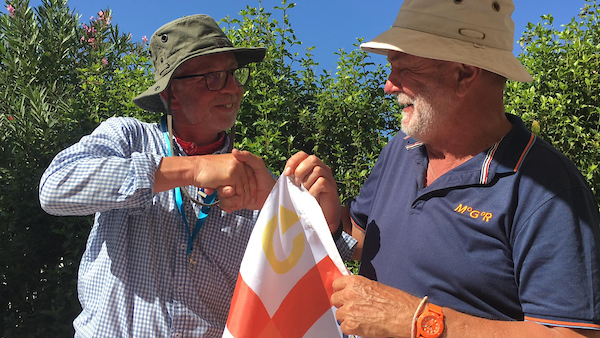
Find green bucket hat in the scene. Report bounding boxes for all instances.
[133,14,266,112]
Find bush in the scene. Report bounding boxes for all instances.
[1,0,598,336]
[505,0,600,203]
[0,0,395,335]
[0,0,151,335]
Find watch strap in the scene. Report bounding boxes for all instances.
[416,301,444,338]
[411,296,429,338]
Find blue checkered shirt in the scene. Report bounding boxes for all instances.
[39,117,355,337]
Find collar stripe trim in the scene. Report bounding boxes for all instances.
[480,142,500,184]
[406,141,424,150]
[514,133,536,172]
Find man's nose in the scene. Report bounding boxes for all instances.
[384,78,401,95]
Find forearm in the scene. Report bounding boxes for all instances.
[40,153,160,215]
[154,156,195,193]
[333,276,600,338]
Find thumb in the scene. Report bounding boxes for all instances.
[232,149,262,170]
[232,149,271,180]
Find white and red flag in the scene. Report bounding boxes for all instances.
[223,175,348,338]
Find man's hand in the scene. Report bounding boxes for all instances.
[155,151,274,212]
[222,149,276,212]
[331,275,420,338]
[283,151,341,233]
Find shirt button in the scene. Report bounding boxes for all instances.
[180,244,186,250]
[174,334,181,338]
[177,286,183,293]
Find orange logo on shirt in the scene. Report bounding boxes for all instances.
[454,204,493,222]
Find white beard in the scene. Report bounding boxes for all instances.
[397,92,437,141]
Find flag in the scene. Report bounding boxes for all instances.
[223,175,348,338]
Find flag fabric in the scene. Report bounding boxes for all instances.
[223,175,349,338]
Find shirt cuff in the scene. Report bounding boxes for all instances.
[335,231,357,261]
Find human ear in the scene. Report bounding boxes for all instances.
[159,85,182,111]
[454,64,481,97]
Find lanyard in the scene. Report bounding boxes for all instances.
[161,116,216,256]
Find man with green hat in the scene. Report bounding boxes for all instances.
[40,14,276,337]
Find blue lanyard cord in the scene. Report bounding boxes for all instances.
[161,116,216,256]
[175,186,216,256]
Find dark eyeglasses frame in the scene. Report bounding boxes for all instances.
[172,67,250,91]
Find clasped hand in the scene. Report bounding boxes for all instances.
[193,149,275,212]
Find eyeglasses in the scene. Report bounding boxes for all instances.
[173,67,250,91]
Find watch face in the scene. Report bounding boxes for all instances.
[421,314,442,334]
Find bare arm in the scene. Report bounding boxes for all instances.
[340,205,365,260]
[331,275,600,338]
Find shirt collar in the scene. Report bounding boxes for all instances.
[404,114,537,186]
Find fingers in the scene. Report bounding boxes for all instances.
[203,187,216,196]
[188,152,257,210]
[331,275,418,338]
[219,185,235,198]
[218,195,243,213]
[232,149,265,173]
[232,149,273,189]
[331,276,362,335]
[332,274,351,292]
[232,155,251,207]
[232,149,276,209]
[285,152,334,192]
[283,151,341,231]
[244,163,257,206]
[284,151,310,177]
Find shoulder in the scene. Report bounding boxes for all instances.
[94,117,158,134]
[504,114,591,192]
[89,117,161,144]
[524,136,591,191]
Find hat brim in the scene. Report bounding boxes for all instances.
[133,46,266,113]
[360,27,533,83]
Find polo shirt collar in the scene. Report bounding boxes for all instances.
[405,114,537,191]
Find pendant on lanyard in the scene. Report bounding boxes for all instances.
[161,116,217,265]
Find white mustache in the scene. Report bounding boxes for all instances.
[396,93,414,106]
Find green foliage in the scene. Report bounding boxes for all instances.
[0,0,152,335]
[2,0,599,336]
[0,0,395,335]
[224,1,398,201]
[505,0,600,201]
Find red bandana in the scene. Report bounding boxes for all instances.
[175,132,227,156]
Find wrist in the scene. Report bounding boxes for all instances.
[155,156,195,193]
[411,296,429,338]
[332,219,343,241]
[414,298,445,338]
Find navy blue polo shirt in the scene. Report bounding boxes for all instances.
[350,114,600,330]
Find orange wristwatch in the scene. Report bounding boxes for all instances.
[416,302,444,338]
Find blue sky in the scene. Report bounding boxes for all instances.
[14,0,590,71]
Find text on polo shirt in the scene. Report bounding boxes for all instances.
[454,204,493,222]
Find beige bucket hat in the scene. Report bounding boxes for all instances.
[360,0,533,82]
[133,14,266,112]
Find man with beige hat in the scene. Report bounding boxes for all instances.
[286,0,600,337]
[40,14,277,337]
